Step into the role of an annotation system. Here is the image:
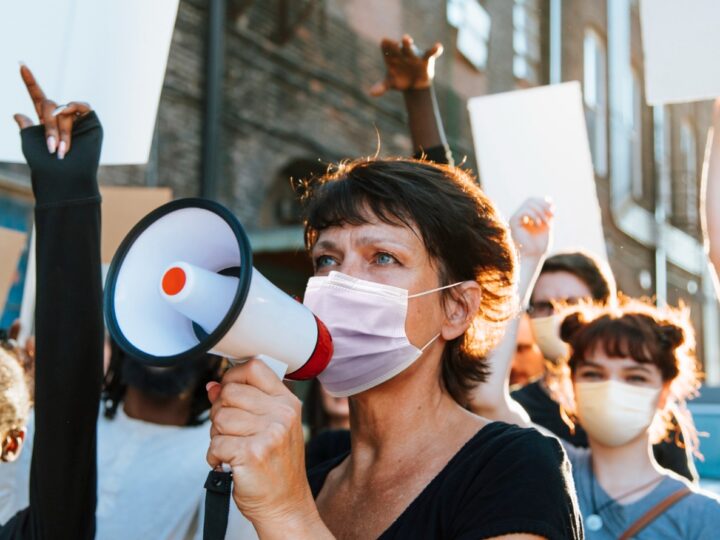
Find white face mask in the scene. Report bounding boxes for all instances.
[303,271,461,397]
[575,380,661,447]
[529,314,569,361]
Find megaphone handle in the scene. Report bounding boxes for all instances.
[227,356,289,380]
[203,468,233,540]
[203,356,288,539]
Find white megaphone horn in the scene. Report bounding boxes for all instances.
[104,198,332,380]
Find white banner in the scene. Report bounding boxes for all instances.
[640,0,720,105]
[468,82,607,259]
[0,0,179,164]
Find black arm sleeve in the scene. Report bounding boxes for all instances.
[0,112,103,540]
[413,145,454,167]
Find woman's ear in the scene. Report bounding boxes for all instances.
[441,281,482,341]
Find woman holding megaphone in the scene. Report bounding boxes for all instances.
[205,155,582,539]
[1,66,103,539]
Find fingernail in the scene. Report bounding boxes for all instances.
[46,136,56,154]
[52,105,67,117]
[57,140,66,160]
[18,61,26,67]
[206,381,220,392]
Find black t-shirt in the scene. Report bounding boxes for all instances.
[512,381,588,447]
[308,422,583,540]
[511,380,697,482]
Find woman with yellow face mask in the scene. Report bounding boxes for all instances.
[550,301,719,539]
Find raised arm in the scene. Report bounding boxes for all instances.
[371,35,453,165]
[702,98,720,285]
[3,65,103,539]
[468,198,554,426]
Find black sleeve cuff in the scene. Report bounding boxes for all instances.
[21,111,103,207]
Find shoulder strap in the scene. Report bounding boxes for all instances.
[203,470,233,540]
[619,487,692,540]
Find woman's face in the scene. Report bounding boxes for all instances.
[573,347,664,390]
[310,218,446,349]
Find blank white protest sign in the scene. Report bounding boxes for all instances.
[0,0,179,164]
[468,82,607,259]
[640,0,720,105]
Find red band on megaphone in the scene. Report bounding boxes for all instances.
[286,316,333,380]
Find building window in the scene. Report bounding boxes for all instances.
[513,0,546,85]
[583,28,608,177]
[630,68,643,198]
[447,0,491,71]
[674,119,698,231]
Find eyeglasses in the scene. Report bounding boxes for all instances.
[526,297,586,318]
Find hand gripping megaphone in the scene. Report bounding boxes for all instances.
[104,198,332,380]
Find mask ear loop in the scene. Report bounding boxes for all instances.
[410,282,465,353]
[419,333,441,352]
[408,281,465,299]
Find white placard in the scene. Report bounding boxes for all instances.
[0,0,179,164]
[640,0,720,105]
[468,82,607,259]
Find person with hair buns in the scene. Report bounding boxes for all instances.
[477,296,720,538]
[549,301,720,539]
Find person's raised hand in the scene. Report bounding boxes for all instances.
[206,359,318,531]
[370,34,443,97]
[509,197,555,260]
[13,64,91,159]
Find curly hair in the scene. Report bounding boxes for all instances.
[0,342,31,438]
[103,339,223,427]
[298,157,518,405]
[552,297,702,453]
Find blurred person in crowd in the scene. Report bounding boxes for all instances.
[5,339,225,540]
[204,154,582,538]
[0,65,104,539]
[0,337,32,526]
[99,342,222,540]
[304,378,350,470]
[551,301,718,538]
[702,98,720,285]
[0,341,30,465]
[509,314,545,387]
[0,66,225,540]
[470,214,720,537]
[513,251,617,446]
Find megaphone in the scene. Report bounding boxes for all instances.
[104,198,332,380]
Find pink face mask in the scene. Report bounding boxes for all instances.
[303,271,462,397]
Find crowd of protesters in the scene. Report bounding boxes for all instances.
[0,30,719,540]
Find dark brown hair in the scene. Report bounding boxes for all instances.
[560,303,687,381]
[299,157,517,404]
[538,251,616,304]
